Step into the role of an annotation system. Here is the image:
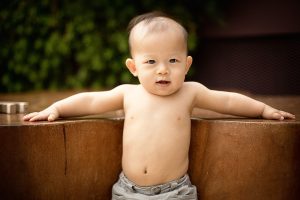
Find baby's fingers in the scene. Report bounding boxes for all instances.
[28,111,55,122]
[279,111,296,119]
[28,112,49,122]
[271,112,284,120]
[271,111,295,120]
[23,112,39,121]
[262,105,295,120]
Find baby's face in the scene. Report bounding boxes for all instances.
[127,26,192,96]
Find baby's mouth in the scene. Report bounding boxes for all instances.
[156,80,171,85]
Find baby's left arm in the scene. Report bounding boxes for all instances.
[193,83,295,120]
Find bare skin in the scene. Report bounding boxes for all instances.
[23,16,295,187]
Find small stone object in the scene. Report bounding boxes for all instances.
[0,102,29,114]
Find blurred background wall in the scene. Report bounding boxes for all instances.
[194,0,300,94]
[1,0,299,94]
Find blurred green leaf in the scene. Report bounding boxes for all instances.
[0,0,225,92]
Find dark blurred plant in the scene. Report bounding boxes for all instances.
[0,0,226,92]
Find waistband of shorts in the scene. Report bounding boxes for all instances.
[119,172,190,195]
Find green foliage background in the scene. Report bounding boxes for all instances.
[0,0,225,92]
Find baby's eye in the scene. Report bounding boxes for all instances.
[169,58,178,63]
[146,60,156,64]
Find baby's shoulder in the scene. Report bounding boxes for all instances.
[182,81,207,92]
[113,84,139,94]
[117,84,138,89]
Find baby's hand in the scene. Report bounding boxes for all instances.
[261,105,295,120]
[23,106,59,122]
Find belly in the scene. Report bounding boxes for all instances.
[121,120,191,186]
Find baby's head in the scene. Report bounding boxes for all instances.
[125,11,193,96]
[127,11,188,56]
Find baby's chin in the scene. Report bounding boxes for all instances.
[145,87,181,97]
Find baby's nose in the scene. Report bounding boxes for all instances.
[157,65,169,75]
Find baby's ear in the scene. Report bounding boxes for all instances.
[185,56,193,74]
[125,58,138,77]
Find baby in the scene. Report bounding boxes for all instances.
[24,11,295,199]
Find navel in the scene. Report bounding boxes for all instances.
[143,168,148,174]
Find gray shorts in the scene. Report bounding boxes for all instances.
[112,172,198,200]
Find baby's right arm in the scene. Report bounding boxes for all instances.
[23,85,127,122]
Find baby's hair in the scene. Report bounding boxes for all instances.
[127,11,169,33]
[127,11,188,54]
